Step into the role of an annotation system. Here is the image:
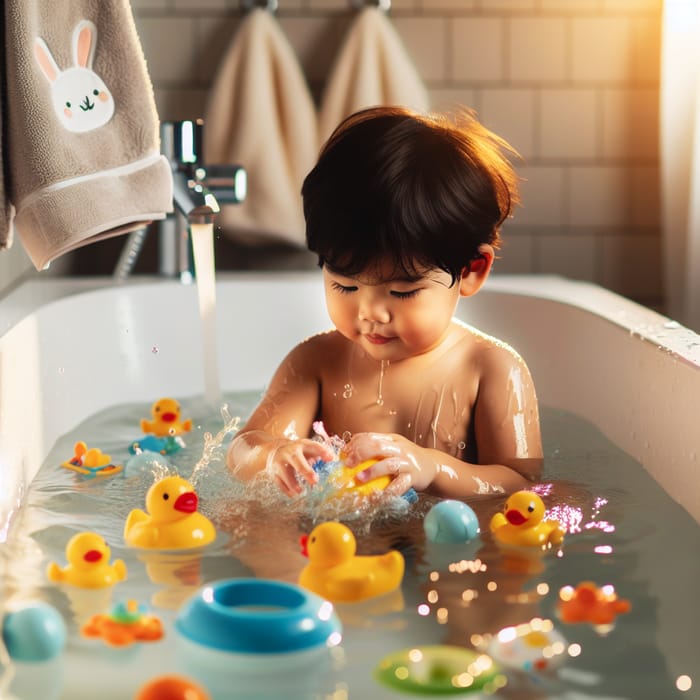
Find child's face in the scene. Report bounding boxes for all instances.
[323,259,462,363]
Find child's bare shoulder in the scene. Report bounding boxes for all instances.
[457,321,530,374]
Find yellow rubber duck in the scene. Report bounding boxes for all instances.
[490,490,565,548]
[140,398,192,437]
[47,531,127,588]
[298,521,404,602]
[124,476,216,550]
[61,441,122,477]
[325,458,391,499]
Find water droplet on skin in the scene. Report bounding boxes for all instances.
[458,441,466,450]
[342,384,353,399]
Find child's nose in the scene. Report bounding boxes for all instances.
[358,294,390,323]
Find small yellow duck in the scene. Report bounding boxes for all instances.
[61,441,122,477]
[47,531,127,588]
[140,398,192,438]
[298,521,404,603]
[325,458,391,499]
[124,476,216,550]
[490,490,565,548]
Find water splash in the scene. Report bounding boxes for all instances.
[377,360,387,405]
[189,404,241,486]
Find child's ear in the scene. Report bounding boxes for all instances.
[458,244,494,297]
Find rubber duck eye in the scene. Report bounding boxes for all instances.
[528,503,535,512]
[163,493,169,500]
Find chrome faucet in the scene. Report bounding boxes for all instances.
[114,119,247,280]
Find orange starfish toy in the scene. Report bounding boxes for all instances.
[557,581,631,625]
[82,599,163,646]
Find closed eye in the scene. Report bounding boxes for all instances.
[390,289,420,299]
[331,282,357,294]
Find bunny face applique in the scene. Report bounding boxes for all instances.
[34,19,115,134]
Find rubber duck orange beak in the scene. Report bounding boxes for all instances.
[84,550,103,562]
[161,412,177,422]
[300,535,309,557]
[174,492,197,513]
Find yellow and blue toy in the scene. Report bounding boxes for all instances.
[490,490,565,548]
[61,441,122,478]
[124,475,216,550]
[299,521,404,602]
[129,397,193,455]
[47,531,127,588]
[314,457,418,503]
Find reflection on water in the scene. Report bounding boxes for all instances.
[1,396,699,700]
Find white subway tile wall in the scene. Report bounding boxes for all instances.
[130,0,662,306]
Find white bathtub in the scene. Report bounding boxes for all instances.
[1,272,699,698]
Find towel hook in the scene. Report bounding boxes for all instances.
[350,0,391,12]
[240,0,278,12]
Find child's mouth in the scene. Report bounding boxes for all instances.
[366,334,393,345]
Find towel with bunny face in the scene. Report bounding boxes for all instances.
[1,1,172,270]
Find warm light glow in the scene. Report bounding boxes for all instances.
[594,545,613,554]
[568,643,582,657]
[487,581,498,592]
[537,583,550,596]
[408,648,423,662]
[417,604,430,616]
[436,607,449,623]
[427,589,439,603]
[677,675,693,692]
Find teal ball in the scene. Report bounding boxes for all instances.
[2,603,67,661]
[424,500,480,543]
[125,450,170,476]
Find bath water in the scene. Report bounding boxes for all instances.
[1,395,699,700]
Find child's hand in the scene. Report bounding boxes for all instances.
[343,432,437,494]
[266,438,335,497]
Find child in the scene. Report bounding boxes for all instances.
[227,106,543,498]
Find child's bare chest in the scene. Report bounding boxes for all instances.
[319,344,479,459]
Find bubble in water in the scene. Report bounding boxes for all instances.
[457,441,466,450]
[342,384,353,399]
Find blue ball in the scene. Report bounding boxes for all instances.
[423,500,480,543]
[125,450,170,476]
[2,603,67,662]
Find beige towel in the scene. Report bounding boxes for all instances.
[204,9,318,248]
[318,7,430,144]
[1,1,172,270]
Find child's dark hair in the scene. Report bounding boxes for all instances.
[302,106,520,285]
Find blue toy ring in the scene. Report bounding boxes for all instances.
[175,578,342,654]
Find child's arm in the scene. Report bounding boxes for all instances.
[226,340,336,496]
[343,345,543,497]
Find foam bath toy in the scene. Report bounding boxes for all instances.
[480,619,567,674]
[175,578,342,654]
[423,499,480,543]
[299,521,404,603]
[135,675,210,700]
[489,490,565,548]
[1,602,67,661]
[61,441,122,477]
[124,475,216,549]
[557,581,631,626]
[81,599,164,647]
[314,457,418,504]
[129,398,192,456]
[374,645,506,695]
[47,531,127,588]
